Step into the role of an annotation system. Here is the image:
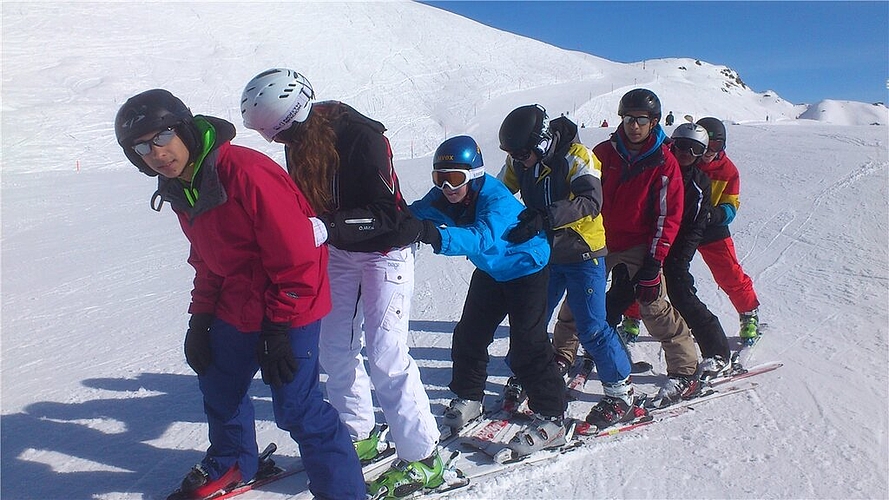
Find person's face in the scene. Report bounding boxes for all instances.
[509,149,539,169]
[622,113,657,144]
[700,139,724,164]
[673,147,698,168]
[671,138,706,168]
[442,183,469,204]
[133,128,193,180]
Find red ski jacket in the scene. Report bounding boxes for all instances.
[155,116,331,332]
[593,127,684,264]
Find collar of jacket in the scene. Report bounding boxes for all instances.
[151,116,234,216]
[613,125,667,165]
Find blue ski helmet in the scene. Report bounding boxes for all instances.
[433,135,484,171]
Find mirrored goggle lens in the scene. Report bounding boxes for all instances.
[132,128,176,156]
[622,115,652,126]
[672,138,706,157]
[432,169,470,190]
[706,139,725,153]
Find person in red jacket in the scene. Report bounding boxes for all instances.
[594,89,701,406]
[696,117,761,344]
[115,89,365,500]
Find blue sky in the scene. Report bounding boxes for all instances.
[423,1,888,105]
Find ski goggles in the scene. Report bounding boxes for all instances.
[705,139,725,154]
[132,128,176,156]
[671,138,706,157]
[622,115,652,127]
[432,167,485,190]
[510,149,533,162]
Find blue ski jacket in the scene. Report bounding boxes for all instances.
[409,174,550,282]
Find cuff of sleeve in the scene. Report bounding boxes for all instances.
[309,217,328,247]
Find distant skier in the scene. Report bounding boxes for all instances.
[665,111,675,126]
[114,89,365,499]
[695,117,762,343]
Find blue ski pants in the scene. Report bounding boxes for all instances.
[198,318,365,499]
[546,258,631,385]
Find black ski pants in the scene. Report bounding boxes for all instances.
[449,266,567,418]
[663,259,731,360]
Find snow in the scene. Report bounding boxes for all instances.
[1,2,887,499]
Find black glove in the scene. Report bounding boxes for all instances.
[184,313,213,375]
[506,208,547,244]
[709,205,726,226]
[633,256,662,304]
[256,319,297,388]
[417,219,442,252]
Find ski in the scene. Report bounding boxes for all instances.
[707,360,782,388]
[165,443,299,500]
[434,381,761,496]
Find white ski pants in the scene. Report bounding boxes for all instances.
[319,245,438,462]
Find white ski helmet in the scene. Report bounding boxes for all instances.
[671,122,710,151]
[241,68,315,142]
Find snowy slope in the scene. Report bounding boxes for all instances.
[2,2,888,499]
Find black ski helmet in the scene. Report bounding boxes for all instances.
[498,104,553,158]
[115,89,198,176]
[695,117,727,144]
[618,89,662,120]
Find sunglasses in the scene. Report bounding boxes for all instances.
[672,138,706,157]
[511,150,533,162]
[132,128,176,156]
[622,115,652,127]
[432,168,474,190]
[705,139,725,154]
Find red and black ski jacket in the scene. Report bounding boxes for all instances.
[286,101,418,253]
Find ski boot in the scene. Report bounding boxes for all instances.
[441,398,483,431]
[354,424,396,465]
[618,316,641,344]
[367,449,444,499]
[555,355,572,381]
[502,413,567,460]
[698,355,731,381]
[739,309,760,346]
[585,378,641,430]
[648,374,702,409]
[501,376,526,414]
[178,462,242,499]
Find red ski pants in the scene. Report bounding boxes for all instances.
[697,237,760,314]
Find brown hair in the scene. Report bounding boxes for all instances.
[283,104,346,213]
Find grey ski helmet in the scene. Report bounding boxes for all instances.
[671,123,710,155]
